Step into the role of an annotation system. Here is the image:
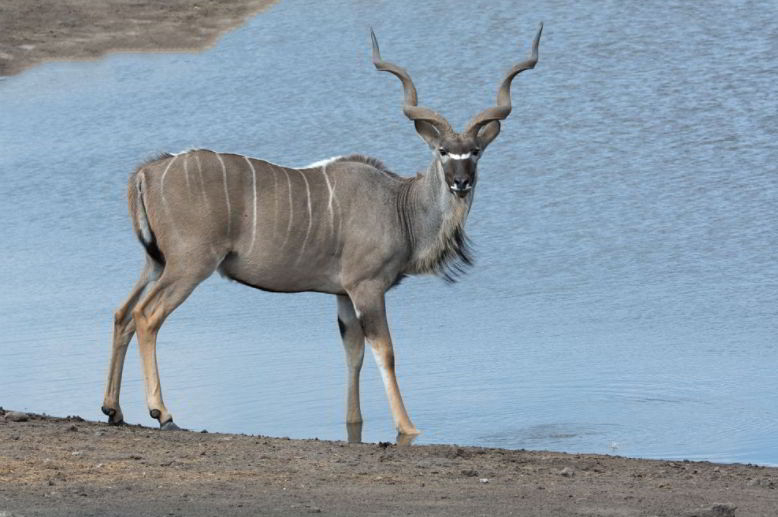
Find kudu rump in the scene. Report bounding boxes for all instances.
[102,25,543,435]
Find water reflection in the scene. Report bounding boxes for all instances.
[1,0,777,465]
[394,432,418,447]
[345,422,418,447]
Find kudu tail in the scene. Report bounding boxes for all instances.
[129,167,166,266]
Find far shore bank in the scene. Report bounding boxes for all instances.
[1,408,776,516]
[0,0,278,77]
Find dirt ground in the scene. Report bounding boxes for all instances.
[0,0,277,76]
[0,409,776,516]
[2,3,778,516]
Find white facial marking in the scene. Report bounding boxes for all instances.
[244,156,258,255]
[215,153,232,235]
[449,184,473,192]
[448,152,471,160]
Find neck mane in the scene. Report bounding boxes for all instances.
[401,161,473,282]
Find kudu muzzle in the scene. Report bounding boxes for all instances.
[447,161,475,198]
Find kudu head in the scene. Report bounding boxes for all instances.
[370,24,542,198]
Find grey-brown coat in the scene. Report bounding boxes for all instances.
[102,24,543,437]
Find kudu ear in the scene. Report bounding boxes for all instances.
[414,120,441,148]
[476,120,501,150]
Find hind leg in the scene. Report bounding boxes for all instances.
[132,260,217,429]
[102,259,161,424]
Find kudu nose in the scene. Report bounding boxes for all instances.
[452,177,472,195]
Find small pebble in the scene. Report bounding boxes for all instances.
[691,503,736,517]
[479,478,489,484]
[712,503,737,513]
[559,467,575,477]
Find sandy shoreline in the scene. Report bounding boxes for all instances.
[2,2,778,515]
[1,409,776,516]
[0,0,277,76]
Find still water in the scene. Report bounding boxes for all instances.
[1,0,776,464]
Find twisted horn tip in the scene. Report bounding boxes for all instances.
[370,27,382,67]
[532,23,543,54]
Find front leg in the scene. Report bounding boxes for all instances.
[347,284,419,436]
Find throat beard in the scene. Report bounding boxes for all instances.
[410,198,473,282]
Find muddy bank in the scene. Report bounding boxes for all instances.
[0,409,776,516]
[0,0,277,77]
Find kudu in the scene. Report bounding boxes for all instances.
[102,25,543,436]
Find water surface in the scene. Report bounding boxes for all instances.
[1,0,777,464]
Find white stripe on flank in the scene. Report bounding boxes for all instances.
[448,152,471,160]
[279,166,294,250]
[270,165,279,240]
[182,154,191,197]
[296,169,313,262]
[160,154,178,204]
[215,153,232,235]
[305,155,342,168]
[322,165,335,236]
[244,156,258,255]
[332,173,342,250]
[136,175,153,244]
[194,153,211,212]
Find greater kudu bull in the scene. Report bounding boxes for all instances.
[102,25,543,436]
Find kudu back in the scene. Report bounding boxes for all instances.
[102,25,543,436]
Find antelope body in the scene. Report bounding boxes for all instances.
[102,25,542,436]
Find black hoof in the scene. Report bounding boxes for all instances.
[102,406,124,425]
[160,419,181,431]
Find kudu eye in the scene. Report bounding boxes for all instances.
[472,148,480,156]
[438,148,448,156]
